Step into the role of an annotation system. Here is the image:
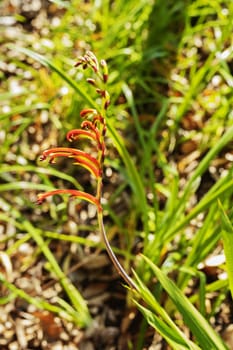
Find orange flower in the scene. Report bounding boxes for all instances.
[37,189,102,212]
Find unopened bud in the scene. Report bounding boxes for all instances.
[86,78,97,86]
[100,59,108,83]
[80,108,97,118]
[104,90,110,109]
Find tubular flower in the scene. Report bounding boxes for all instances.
[66,129,98,143]
[37,189,102,212]
[80,108,98,118]
[40,147,100,169]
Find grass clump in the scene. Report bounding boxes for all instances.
[0,0,233,348]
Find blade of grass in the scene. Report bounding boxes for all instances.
[146,123,233,259]
[142,255,229,350]
[0,272,77,322]
[135,303,198,350]
[147,166,233,259]
[0,197,91,327]
[218,200,233,300]
[172,53,215,128]
[133,272,200,350]
[107,119,148,227]
[0,103,50,120]
[179,267,207,317]
[22,220,91,327]
[182,125,233,202]
[0,89,27,101]
[0,165,82,190]
[122,82,146,152]
[168,124,233,233]
[178,203,218,290]
[169,177,233,240]
[12,46,97,109]
[0,182,56,192]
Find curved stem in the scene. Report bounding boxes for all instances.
[97,211,137,290]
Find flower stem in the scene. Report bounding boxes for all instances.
[97,211,137,290]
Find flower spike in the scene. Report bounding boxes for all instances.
[36,51,136,290]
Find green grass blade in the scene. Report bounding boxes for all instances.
[0,165,82,190]
[182,124,233,201]
[107,120,148,220]
[0,103,49,120]
[175,178,233,235]
[122,82,146,151]
[173,53,214,126]
[147,125,233,258]
[0,89,27,101]
[22,220,91,327]
[218,200,233,300]
[133,272,200,350]
[135,302,197,350]
[170,125,233,229]
[12,46,98,109]
[0,272,76,322]
[0,182,55,192]
[142,255,229,350]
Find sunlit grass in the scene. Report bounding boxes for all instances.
[1,0,233,348]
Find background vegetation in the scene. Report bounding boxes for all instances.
[0,0,233,349]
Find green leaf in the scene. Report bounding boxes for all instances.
[133,272,199,350]
[135,302,197,350]
[141,255,229,350]
[12,46,97,109]
[218,200,233,300]
[0,103,49,120]
[23,220,91,327]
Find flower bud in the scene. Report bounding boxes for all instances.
[100,59,108,83]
